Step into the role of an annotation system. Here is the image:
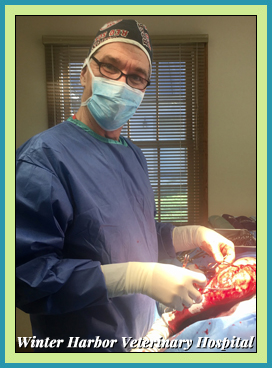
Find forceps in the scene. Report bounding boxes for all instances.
[182,254,190,268]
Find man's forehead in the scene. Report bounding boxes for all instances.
[95,43,150,76]
[96,43,148,63]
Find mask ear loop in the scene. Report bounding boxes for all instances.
[82,55,91,70]
[82,56,97,80]
[80,56,100,108]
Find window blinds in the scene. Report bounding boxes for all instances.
[43,35,208,226]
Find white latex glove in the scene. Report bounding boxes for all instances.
[173,225,235,264]
[101,262,207,311]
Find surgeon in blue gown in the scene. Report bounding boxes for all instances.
[16,19,235,352]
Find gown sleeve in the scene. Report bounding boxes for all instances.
[16,160,109,315]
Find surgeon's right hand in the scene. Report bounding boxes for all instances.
[101,262,207,311]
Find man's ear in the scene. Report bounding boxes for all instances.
[80,66,88,87]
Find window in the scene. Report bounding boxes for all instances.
[43,35,208,226]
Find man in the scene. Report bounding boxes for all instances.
[16,19,234,352]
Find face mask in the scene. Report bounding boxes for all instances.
[81,63,144,131]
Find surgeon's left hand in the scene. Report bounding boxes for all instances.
[173,225,235,264]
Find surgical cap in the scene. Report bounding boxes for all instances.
[88,19,153,68]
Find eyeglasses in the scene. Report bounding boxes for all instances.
[91,55,150,90]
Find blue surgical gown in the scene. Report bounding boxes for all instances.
[16,119,176,352]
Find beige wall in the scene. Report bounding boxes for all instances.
[16,15,256,336]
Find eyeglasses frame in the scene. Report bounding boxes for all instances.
[90,55,150,90]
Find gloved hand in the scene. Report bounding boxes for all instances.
[101,262,207,311]
[173,225,235,264]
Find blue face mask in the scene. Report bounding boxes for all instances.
[81,64,144,131]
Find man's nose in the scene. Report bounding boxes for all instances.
[119,74,127,83]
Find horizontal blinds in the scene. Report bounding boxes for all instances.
[44,37,208,225]
[44,45,88,125]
